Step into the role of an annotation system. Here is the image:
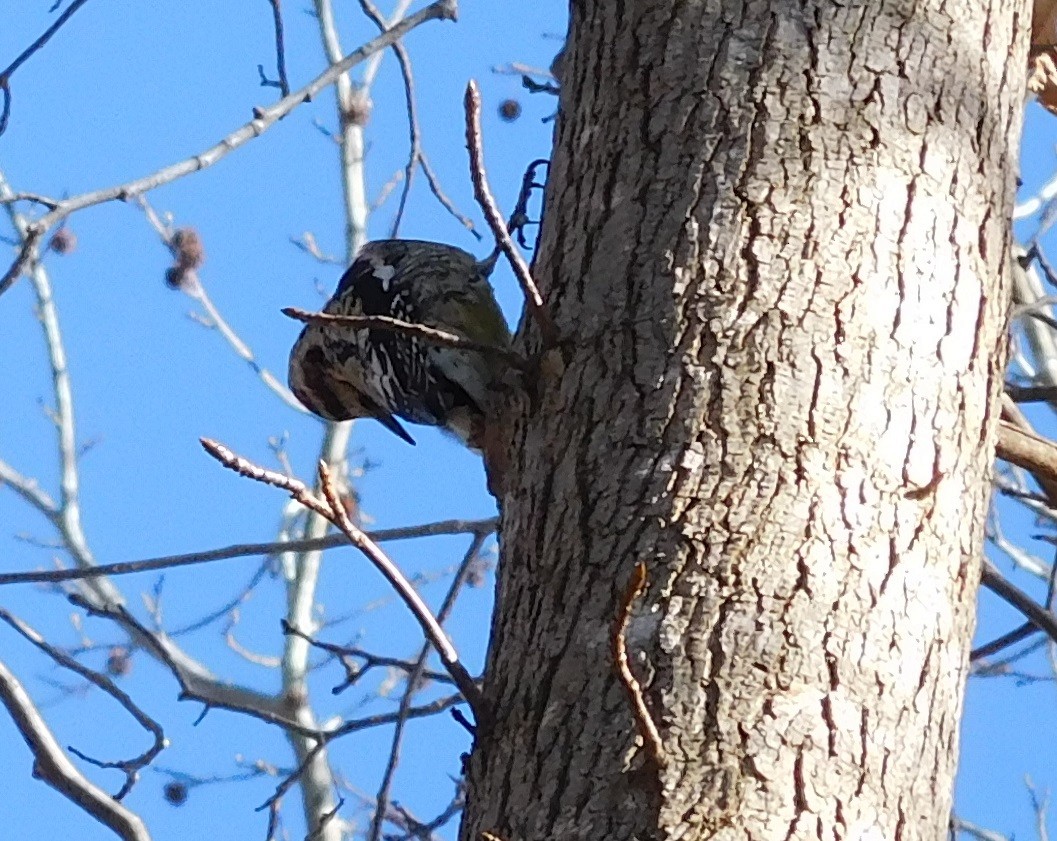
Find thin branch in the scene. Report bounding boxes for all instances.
[138,198,308,413]
[281,625,458,690]
[0,0,94,138]
[1026,776,1050,841]
[359,0,417,237]
[0,456,60,520]
[261,0,290,97]
[368,533,484,841]
[0,0,458,298]
[950,817,1010,841]
[356,0,479,239]
[613,562,665,769]
[0,656,152,841]
[68,594,326,739]
[463,79,557,346]
[0,608,166,800]
[970,621,1039,661]
[0,191,62,209]
[980,560,1057,648]
[0,517,496,586]
[258,693,463,812]
[419,153,481,238]
[996,419,1057,502]
[282,307,527,369]
[0,225,42,297]
[1006,384,1057,403]
[200,439,488,721]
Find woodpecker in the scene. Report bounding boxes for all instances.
[288,239,513,457]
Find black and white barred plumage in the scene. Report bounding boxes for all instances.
[288,240,512,449]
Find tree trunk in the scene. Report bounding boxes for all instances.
[463,2,1028,840]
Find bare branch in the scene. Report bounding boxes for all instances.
[259,692,463,812]
[0,517,496,586]
[0,457,59,521]
[463,79,557,346]
[369,533,485,841]
[970,621,1039,661]
[200,439,488,721]
[0,0,458,298]
[980,560,1057,649]
[68,594,324,739]
[997,420,1057,492]
[949,817,1010,841]
[281,624,458,690]
[0,656,152,841]
[281,307,528,369]
[357,0,479,239]
[0,0,94,138]
[138,199,308,413]
[261,0,290,97]
[0,608,167,800]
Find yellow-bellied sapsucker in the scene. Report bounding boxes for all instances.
[288,239,513,457]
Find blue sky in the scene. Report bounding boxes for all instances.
[0,3,1053,839]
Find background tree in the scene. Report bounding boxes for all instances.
[2,2,1057,841]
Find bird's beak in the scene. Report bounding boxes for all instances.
[377,413,416,445]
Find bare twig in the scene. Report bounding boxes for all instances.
[464,80,557,346]
[282,307,527,369]
[0,656,152,841]
[138,199,308,413]
[0,456,59,520]
[281,625,457,690]
[0,518,496,586]
[0,0,94,138]
[949,817,1010,841]
[258,692,462,812]
[0,225,42,296]
[0,191,62,209]
[0,609,166,800]
[260,0,291,97]
[996,417,1057,503]
[970,621,1038,661]
[1006,384,1057,403]
[356,0,478,239]
[980,560,1057,648]
[68,594,326,738]
[0,0,458,298]
[368,533,484,841]
[200,439,488,721]
[613,562,665,769]
[1026,776,1050,841]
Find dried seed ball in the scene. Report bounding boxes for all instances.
[163,782,188,806]
[49,228,77,254]
[172,228,205,270]
[106,646,131,677]
[498,99,522,122]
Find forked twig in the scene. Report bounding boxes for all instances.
[200,438,488,723]
[0,0,94,138]
[260,0,291,97]
[0,656,151,841]
[463,80,558,347]
[0,0,458,297]
[0,608,166,800]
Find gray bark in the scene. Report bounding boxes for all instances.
[463,1,1029,840]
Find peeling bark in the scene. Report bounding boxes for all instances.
[464,2,1029,840]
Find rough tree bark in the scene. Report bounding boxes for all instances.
[464,2,1028,840]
